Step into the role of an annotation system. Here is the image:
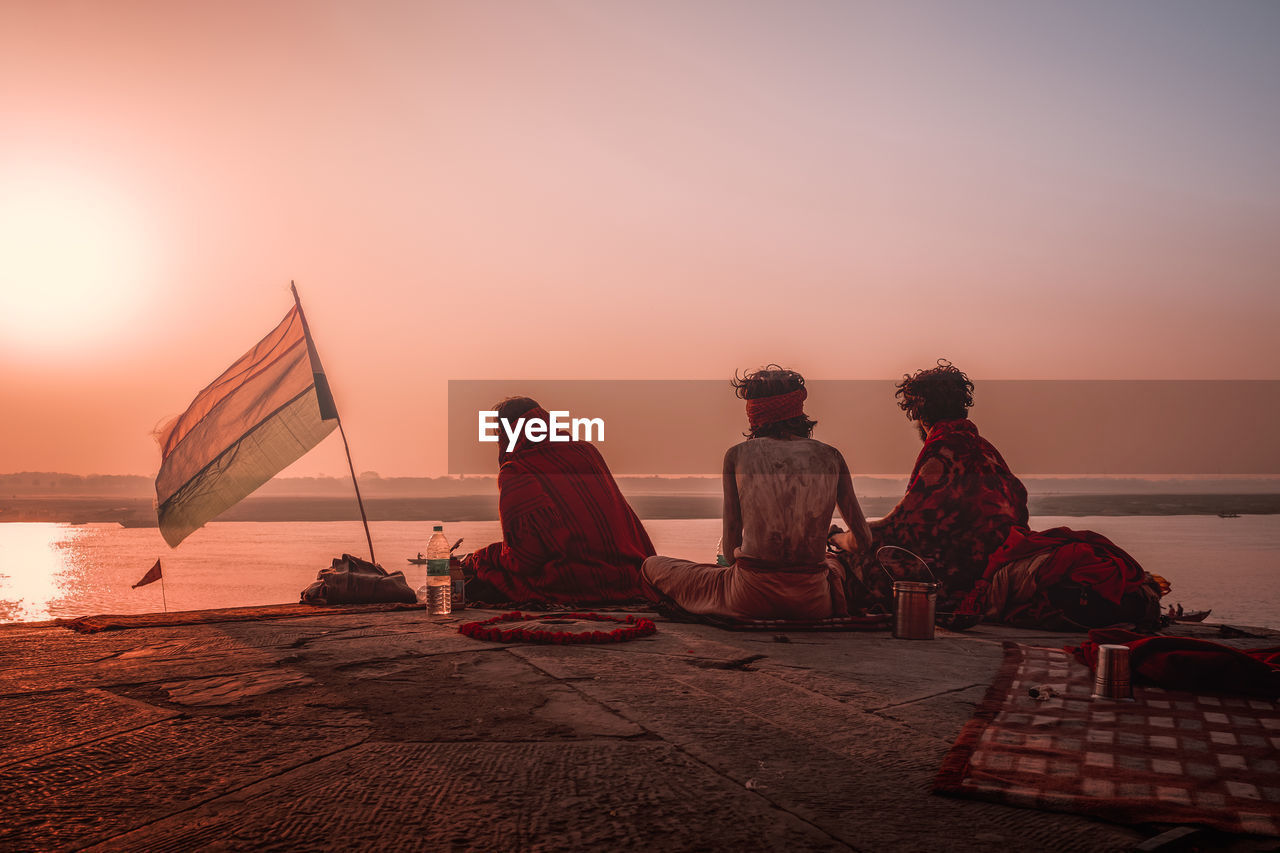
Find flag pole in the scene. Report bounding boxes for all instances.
[290,282,377,565]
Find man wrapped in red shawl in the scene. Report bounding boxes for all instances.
[461,397,655,605]
[830,361,1159,628]
[830,361,1029,612]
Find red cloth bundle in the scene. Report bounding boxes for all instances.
[986,527,1147,605]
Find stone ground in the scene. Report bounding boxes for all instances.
[1,609,1275,852]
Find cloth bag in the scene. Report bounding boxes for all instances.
[300,553,417,605]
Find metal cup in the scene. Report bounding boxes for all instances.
[1091,643,1135,701]
[892,581,937,640]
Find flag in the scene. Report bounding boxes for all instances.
[132,559,163,588]
[154,303,339,546]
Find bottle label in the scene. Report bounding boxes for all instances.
[427,558,450,576]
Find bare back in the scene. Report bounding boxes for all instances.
[724,437,855,566]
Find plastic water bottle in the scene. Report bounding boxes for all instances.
[425,524,452,615]
[715,537,731,567]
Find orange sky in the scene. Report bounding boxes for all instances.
[1,1,1278,477]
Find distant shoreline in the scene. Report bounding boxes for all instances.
[2,494,1278,526]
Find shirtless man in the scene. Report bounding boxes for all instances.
[642,366,872,620]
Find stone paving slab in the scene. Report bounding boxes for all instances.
[0,687,179,766]
[161,668,318,705]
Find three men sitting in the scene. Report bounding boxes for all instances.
[467,367,1160,629]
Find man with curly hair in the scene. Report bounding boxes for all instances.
[643,366,872,621]
[830,361,1029,613]
[831,361,1159,630]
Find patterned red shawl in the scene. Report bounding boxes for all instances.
[870,418,1029,605]
[465,429,654,605]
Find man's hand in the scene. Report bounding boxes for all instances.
[453,553,476,579]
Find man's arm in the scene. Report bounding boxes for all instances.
[721,445,743,563]
[833,453,872,553]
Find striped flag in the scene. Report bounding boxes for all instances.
[132,559,163,588]
[154,302,339,546]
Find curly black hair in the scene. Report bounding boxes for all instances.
[731,364,818,439]
[894,360,973,425]
[491,396,540,422]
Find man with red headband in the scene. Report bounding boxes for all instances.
[642,367,872,621]
[461,396,655,605]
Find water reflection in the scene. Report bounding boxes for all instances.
[0,523,85,622]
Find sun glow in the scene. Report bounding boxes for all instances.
[0,166,159,354]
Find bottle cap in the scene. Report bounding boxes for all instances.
[433,524,443,531]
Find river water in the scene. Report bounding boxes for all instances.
[1,515,1276,629]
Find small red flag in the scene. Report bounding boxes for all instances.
[132,560,163,589]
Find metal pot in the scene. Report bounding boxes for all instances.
[878,546,940,640]
[892,580,938,639]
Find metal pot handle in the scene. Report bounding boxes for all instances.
[875,545,939,585]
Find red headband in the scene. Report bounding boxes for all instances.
[746,388,807,431]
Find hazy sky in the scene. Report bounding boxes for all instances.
[2,0,1277,477]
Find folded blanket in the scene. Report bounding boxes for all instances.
[1069,628,1280,699]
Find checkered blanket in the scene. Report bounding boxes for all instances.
[935,643,1280,837]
